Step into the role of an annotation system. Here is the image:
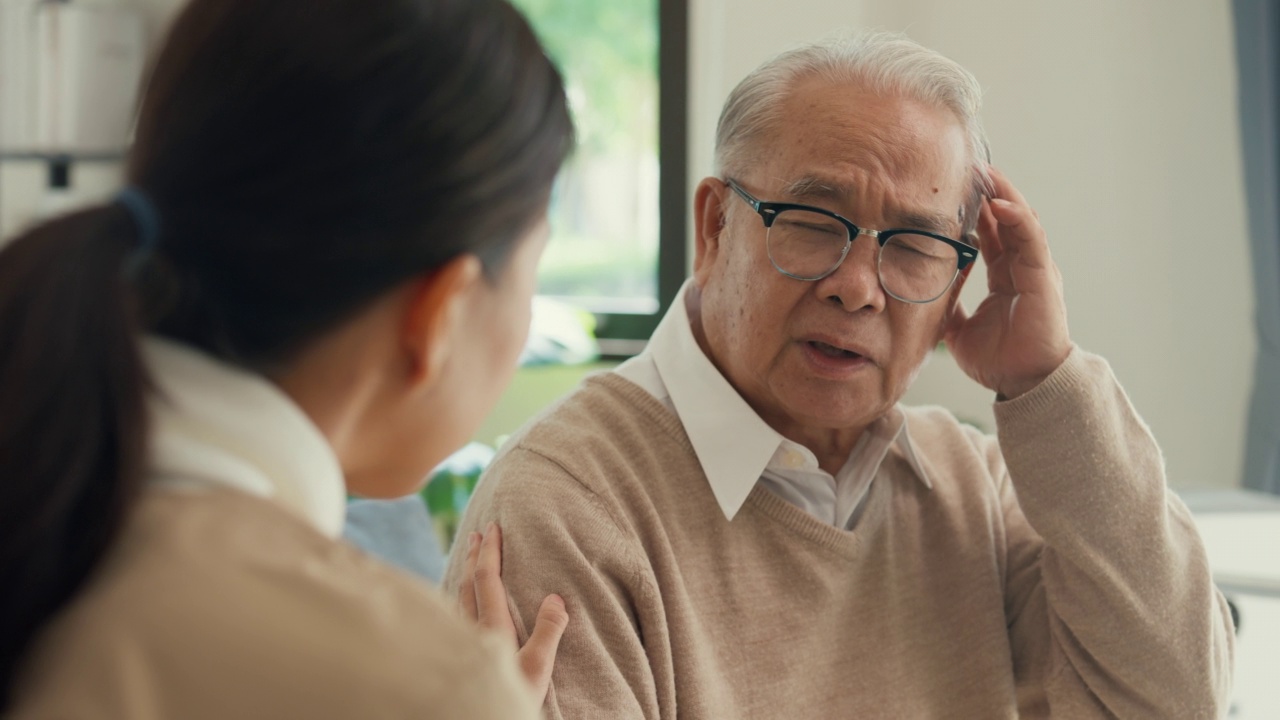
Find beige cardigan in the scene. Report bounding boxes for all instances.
[445,348,1235,719]
[13,489,538,719]
[11,339,538,719]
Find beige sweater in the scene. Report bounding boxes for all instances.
[12,488,540,720]
[444,349,1234,719]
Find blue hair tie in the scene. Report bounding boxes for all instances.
[114,186,161,253]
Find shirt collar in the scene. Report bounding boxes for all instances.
[766,407,931,483]
[649,281,931,521]
[895,415,934,490]
[143,337,347,538]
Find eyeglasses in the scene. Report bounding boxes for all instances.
[725,178,978,304]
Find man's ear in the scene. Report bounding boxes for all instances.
[692,177,728,286]
[401,253,484,389]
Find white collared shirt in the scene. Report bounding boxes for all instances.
[616,281,931,529]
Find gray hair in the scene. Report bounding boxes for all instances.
[714,31,993,236]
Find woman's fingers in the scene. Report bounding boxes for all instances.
[473,523,518,643]
[518,594,570,701]
[456,521,571,705]
[457,531,482,621]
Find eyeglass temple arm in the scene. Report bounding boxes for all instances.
[726,179,760,210]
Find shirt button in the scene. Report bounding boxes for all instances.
[783,449,806,469]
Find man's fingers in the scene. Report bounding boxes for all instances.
[518,594,570,701]
[987,165,1031,207]
[988,198,1053,271]
[457,531,481,621]
[976,198,1002,264]
[985,166,1052,273]
[474,523,517,642]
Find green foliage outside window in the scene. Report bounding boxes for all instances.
[510,0,661,312]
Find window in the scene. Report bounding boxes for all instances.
[510,0,687,356]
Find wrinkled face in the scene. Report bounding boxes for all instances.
[694,78,971,442]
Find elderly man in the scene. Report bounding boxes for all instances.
[446,33,1233,719]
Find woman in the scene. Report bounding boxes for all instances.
[0,0,572,716]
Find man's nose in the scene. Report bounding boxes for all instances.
[813,230,886,313]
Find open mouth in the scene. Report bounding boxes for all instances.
[808,340,862,360]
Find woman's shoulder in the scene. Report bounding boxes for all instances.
[11,488,538,720]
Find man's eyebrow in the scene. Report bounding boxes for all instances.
[779,176,848,204]
[779,175,959,236]
[897,210,960,236]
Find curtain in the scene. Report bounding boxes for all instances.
[1235,0,1280,494]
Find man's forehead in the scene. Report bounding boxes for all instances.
[776,173,964,234]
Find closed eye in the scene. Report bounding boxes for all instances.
[775,215,845,237]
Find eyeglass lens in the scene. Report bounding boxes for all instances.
[765,208,959,302]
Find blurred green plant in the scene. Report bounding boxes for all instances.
[420,442,494,552]
[510,0,658,155]
[511,0,661,307]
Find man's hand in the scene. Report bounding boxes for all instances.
[944,167,1072,400]
[458,522,569,705]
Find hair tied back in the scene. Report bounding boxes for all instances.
[114,186,161,277]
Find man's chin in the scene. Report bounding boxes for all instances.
[776,389,891,436]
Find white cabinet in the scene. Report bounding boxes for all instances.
[1185,490,1280,719]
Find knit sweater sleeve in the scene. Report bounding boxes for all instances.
[443,445,663,720]
[990,347,1234,718]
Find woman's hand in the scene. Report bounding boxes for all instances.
[458,522,568,704]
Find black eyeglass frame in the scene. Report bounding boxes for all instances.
[725,178,979,303]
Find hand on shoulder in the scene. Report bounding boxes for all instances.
[457,522,569,705]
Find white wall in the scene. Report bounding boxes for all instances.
[689,0,1253,489]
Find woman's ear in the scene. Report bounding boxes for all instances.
[401,253,485,390]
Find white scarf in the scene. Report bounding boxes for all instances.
[142,337,346,538]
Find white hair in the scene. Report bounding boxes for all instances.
[714,31,993,235]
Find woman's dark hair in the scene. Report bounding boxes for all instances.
[0,0,571,703]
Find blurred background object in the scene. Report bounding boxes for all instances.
[420,442,496,555]
[510,0,665,319]
[519,296,600,368]
[1182,489,1280,719]
[343,495,448,583]
[0,0,146,235]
